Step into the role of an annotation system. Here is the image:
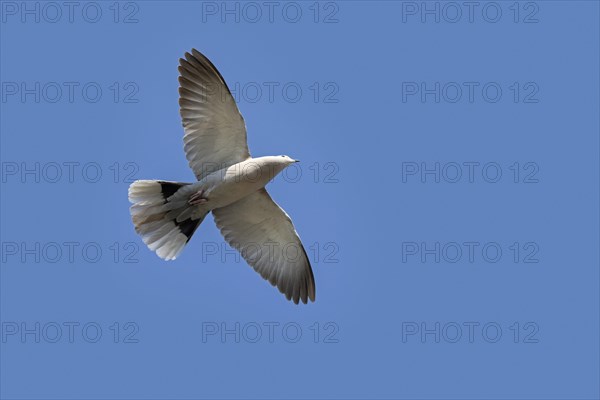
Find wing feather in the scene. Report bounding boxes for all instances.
[212,190,316,304]
[178,49,250,180]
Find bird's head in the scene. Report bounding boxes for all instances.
[254,155,298,178]
[255,155,299,180]
[277,155,299,164]
[260,155,299,167]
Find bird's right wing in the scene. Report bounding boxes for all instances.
[179,49,250,180]
[212,189,316,304]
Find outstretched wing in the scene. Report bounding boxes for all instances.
[179,49,250,180]
[212,189,316,304]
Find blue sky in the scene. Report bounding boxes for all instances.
[1,1,599,399]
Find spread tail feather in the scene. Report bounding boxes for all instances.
[128,180,207,260]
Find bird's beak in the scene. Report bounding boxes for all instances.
[294,160,300,163]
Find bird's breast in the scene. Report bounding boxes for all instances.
[201,160,274,209]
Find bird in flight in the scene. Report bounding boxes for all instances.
[128,49,315,304]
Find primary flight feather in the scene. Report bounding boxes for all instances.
[128,49,316,304]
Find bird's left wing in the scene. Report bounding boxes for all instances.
[212,189,316,304]
[179,49,250,180]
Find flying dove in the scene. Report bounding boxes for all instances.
[128,49,315,304]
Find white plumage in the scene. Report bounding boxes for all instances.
[128,49,315,304]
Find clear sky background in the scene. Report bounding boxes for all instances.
[1,1,599,399]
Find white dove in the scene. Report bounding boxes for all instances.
[128,49,315,304]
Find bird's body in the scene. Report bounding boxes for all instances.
[189,156,291,210]
[128,49,315,304]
